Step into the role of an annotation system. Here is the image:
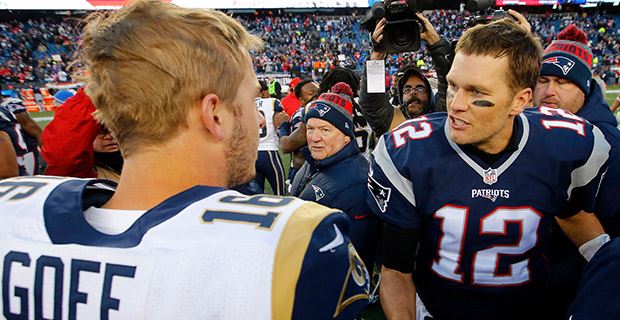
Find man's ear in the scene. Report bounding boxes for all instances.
[510,87,532,116]
[200,93,225,141]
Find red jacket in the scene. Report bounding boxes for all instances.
[42,88,100,178]
[281,92,301,117]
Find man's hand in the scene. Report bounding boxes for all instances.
[416,12,440,46]
[507,9,532,34]
[371,18,387,60]
[273,112,289,129]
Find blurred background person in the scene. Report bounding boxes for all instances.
[254,80,287,195]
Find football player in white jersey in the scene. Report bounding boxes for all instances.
[254,81,287,195]
[0,1,369,319]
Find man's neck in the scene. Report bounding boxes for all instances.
[464,119,519,166]
[103,145,227,210]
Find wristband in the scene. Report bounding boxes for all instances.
[277,122,291,138]
[579,233,610,262]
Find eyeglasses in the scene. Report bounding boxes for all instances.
[402,85,427,95]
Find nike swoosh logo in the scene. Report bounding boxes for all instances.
[319,224,344,253]
[353,214,369,220]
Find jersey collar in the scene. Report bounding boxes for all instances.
[44,179,225,248]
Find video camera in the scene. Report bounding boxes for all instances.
[360,0,496,54]
[463,8,513,28]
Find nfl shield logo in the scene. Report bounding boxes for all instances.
[483,168,498,185]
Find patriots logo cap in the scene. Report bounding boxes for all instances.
[542,56,575,76]
[540,25,593,95]
[305,82,355,138]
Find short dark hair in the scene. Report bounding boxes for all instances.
[319,67,360,97]
[456,19,542,92]
[294,79,315,99]
[258,80,269,92]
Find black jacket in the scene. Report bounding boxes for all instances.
[291,141,379,268]
[358,37,452,136]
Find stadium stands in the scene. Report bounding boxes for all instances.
[0,9,617,111]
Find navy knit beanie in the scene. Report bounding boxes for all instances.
[305,82,355,138]
[540,24,593,95]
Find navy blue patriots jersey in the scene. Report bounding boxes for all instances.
[0,107,39,175]
[566,237,620,320]
[367,108,610,319]
[0,98,38,152]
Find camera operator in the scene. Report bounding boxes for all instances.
[359,12,451,136]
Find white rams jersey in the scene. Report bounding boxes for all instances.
[0,176,369,319]
[256,97,283,151]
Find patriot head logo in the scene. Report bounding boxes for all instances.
[316,104,331,117]
[542,56,575,76]
[312,185,325,201]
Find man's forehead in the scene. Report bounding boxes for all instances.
[539,75,571,82]
[404,75,425,86]
[307,117,334,127]
[303,82,319,90]
[449,53,509,86]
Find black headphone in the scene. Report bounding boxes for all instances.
[394,65,432,119]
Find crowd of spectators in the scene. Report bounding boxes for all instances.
[239,12,370,76]
[387,10,619,84]
[0,9,618,87]
[0,17,77,85]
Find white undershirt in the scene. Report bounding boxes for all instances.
[83,207,147,235]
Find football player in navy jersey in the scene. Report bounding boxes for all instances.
[367,19,610,320]
[0,1,368,319]
[0,103,40,175]
[0,97,43,148]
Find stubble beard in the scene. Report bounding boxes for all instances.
[224,118,257,188]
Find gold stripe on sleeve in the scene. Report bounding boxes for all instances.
[271,202,333,319]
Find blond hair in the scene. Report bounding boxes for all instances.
[78,0,262,156]
[456,19,542,93]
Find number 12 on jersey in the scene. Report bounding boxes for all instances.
[431,205,542,286]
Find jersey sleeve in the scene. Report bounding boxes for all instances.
[562,124,611,217]
[567,238,620,320]
[2,99,27,114]
[272,202,369,320]
[290,107,304,129]
[273,99,284,113]
[367,134,422,229]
